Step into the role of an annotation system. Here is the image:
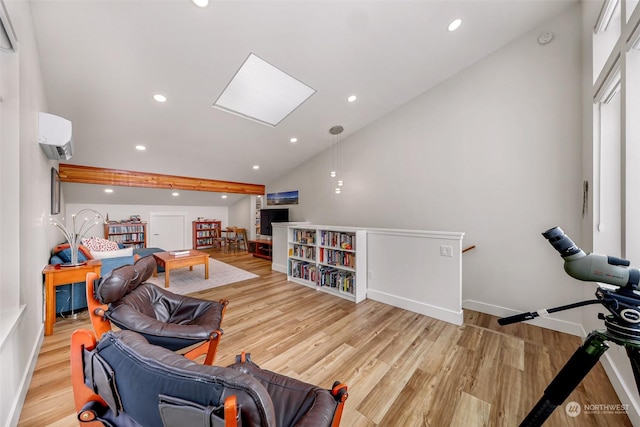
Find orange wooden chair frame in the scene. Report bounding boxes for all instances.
[86,272,229,365]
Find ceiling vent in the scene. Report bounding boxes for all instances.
[39,112,73,160]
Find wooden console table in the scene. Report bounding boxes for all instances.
[42,260,101,336]
[249,239,273,261]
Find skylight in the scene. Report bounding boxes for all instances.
[213,53,316,127]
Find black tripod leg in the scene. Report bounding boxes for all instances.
[520,332,609,427]
[626,347,640,396]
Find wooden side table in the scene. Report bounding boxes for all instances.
[249,239,273,261]
[42,260,101,336]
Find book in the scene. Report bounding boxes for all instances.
[169,250,190,256]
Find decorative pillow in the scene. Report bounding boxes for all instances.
[54,247,90,263]
[82,237,119,252]
[90,247,133,260]
[53,243,93,260]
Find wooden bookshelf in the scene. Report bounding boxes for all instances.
[249,239,273,260]
[287,225,367,303]
[192,220,222,250]
[104,222,147,248]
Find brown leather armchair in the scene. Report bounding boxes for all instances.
[71,329,349,427]
[86,255,228,365]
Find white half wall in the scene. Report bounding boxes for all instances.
[366,229,464,325]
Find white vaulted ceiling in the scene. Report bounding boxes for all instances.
[30,0,576,206]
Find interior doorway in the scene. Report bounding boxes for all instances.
[149,212,187,250]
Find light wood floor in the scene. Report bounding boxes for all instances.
[19,251,632,426]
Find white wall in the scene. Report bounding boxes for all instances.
[268,5,585,332]
[2,1,61,426]
[228,196,252,237]
[64,202,228,249]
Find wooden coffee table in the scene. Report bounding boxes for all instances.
[152,250,209,288]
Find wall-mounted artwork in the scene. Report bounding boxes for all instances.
[51,167,60,215]
[266,190,299,206]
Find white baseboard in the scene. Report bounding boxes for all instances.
[600,352,640,426]
[7,324,44,427]
[272,263,287,274]
[368,289,463,325]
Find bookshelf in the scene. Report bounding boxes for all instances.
[104,222,147,248]
[192,220,222,250]
[287,225,367,303]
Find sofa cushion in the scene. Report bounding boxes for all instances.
[91,247,133,259]
[54,247,90,264]
[52,243,93,263]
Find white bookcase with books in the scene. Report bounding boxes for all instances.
[287,225,367,303]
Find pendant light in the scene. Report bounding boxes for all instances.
[329,125,344,194]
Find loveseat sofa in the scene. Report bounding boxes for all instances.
[50,244,164,314]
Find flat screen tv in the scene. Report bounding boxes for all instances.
[259,208,289,236]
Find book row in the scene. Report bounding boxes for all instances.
[289,260,355,295]
[195,223,219,230]
[319,266,354,295]
[107,233,145,243]
[318,248,356,269]
[195,238,216,245]
[106,225,146,234]
[290,244,316,260]
[289,260,317,283]
[319,230,355,250]
[291,229,316,245]
[196,230,217,237]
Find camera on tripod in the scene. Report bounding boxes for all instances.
[500,227,640,426]
[542,226,639,289]
[542,227,640,343]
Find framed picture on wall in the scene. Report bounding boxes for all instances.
[266,190,299,206]
[51,167,60,215]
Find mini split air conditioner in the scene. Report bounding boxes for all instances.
[39,112,73,160]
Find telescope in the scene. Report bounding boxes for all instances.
[542,226,639,289]
[498,227,640,426]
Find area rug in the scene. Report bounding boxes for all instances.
[145,258,258,295]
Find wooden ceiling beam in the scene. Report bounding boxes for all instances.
[58,164,265,195]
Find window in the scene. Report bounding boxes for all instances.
[592,0,640,262]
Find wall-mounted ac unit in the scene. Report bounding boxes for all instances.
[39,112,73,160]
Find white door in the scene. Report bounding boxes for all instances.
[149,213,187,250]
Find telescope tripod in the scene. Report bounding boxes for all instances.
[499,286,640,426]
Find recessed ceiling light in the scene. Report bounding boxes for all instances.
[192,0,208,7]
[213,53,316,127]
[135,145,146,151]
[253,165,260,170]
[153,94,167,103]
[448,18,462,32]
[221,195,228,199]
[290,137,298,143]
[172,192,179,196]
[104,188,113,193]
[347,95,357,103]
